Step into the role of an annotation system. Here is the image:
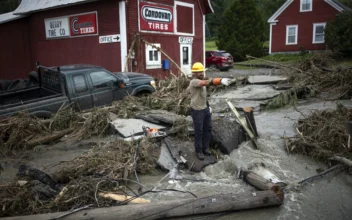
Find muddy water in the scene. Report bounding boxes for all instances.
[135,99,352,220]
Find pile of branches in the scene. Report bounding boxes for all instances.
[0,75,191,154]
[264,52,352,109]
[286,105,352,163]
[110,75,191,117]
[0,138,157,217]
[0,112,50,155]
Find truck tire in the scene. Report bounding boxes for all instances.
[28,71,39,84]
[0,80,13,91]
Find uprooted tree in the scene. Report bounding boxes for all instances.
[325,10,352,58]
[216,0,265,61]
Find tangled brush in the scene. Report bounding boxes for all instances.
[286,105,352,162]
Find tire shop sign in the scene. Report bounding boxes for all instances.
[44,12,98,39]
[139,2,174,33]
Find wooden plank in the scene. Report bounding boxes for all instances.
[2,191,283,220]
[226,100,258,148]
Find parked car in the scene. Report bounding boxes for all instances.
[0,63,156,118]
[205,50,234,71]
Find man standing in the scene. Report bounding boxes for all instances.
[188,62,231,160]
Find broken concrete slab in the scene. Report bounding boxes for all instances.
[211,117,247,154]
[209,99,265,113]
[247,75,287,84]
[110,118,165,138]
[273,83,292,90]
[135,110,193,126]
[164,138,217,172]
[156,143,177,171]
[212,85,282,101]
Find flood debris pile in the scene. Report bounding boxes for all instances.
[0,112,50,154]
[264,52,352,109]
[0,76,191,154]
[286,106,352,163]
[0,138,157,217]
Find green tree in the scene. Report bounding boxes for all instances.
[206,0,234,39]
[216,0,265,61]
[0,0,19,14]
[325,11,352,58]
[256,0,286,40]
[339,0,352,9]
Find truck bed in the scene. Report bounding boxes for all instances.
[0,86,62,110]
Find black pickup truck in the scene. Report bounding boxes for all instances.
[0,63,156,118]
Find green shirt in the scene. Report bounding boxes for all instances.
[189,79,207,110]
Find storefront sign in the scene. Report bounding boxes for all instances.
[179,36,193,44]
[99,34,120,44]
[139,2,174,33]
[45,17,70,38]
[44,12,98,39]
[69,13,97,36]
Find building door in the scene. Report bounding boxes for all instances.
[180,44,192,77]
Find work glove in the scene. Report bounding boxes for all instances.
[221,78,231,86]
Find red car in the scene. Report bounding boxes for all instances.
[205,50,234,71]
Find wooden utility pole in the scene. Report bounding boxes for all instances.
[2,191,283,220]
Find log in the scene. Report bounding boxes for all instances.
[98,192,151,204]
[17,165,58,190]
[2,191,283,220]
[242,171,284,201]
[26,128,74,148]
[330,156,352,167]
[243,107,258,138]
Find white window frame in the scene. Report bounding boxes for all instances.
[174,1,194,36]
[286,25,298,45]
[313,23,326,44]
[145,43,161,69]
[300,0,312,12]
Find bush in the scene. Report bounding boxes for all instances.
[325,11,352,58]
[216,0,265,61]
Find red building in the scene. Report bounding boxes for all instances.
[0,0,213,80]
[268,0,349,54]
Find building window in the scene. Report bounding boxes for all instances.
[313,23,326,44]
[145,43,161,69]
[286,25,298,45]
[300,0,312,12]
[175,1,194,36]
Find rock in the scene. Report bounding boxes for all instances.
[164,138,217,172]
[248,76,287,84]
[110,118,165,138]
[156,143,177,171]
[211,117,247,154]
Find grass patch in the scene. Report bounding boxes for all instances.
[206,40,217,50]
[236,53,313,66]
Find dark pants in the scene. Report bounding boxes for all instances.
[191,107,212,153]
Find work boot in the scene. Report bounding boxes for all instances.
[196,152,204,160]
[203,149,212,156]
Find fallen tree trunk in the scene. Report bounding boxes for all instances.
[242,171,284,201]
[330,156,352,167]
[26,128,74,149]
[2,191,283,220]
